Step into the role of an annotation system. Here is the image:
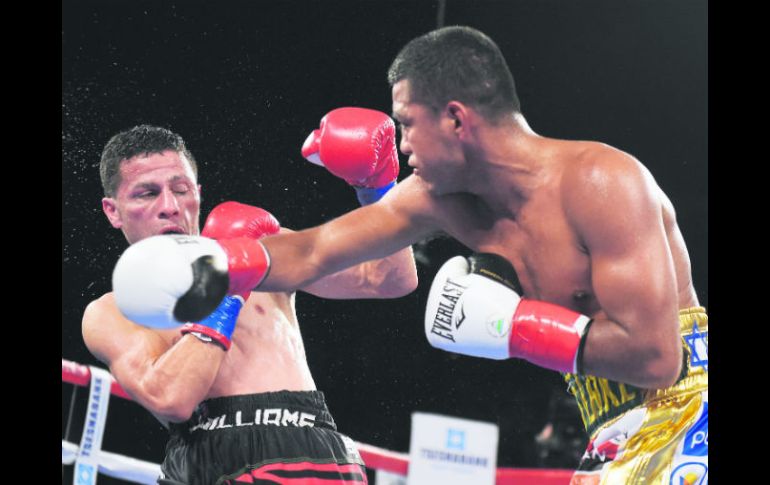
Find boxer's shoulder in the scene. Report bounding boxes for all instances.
[82,292,118,328]
[560,141,643,181]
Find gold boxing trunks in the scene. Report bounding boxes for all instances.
[564,307,708,485]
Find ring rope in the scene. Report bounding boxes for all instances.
[62,359,574,484]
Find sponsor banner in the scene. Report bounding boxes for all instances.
[407,412,498,485]
[74,367,112,485]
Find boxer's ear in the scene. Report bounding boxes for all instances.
[102,197,122,229]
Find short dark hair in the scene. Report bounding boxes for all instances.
[99,125,198,197]
[387,26,520,122]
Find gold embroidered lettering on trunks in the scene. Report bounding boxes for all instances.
[564,373,642,436]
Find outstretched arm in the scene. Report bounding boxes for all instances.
[294,225,418,299]
[565,151,682,388]
[259,176,435,294]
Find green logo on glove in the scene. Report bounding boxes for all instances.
[486,316,510,338]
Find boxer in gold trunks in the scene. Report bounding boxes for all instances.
[564,308,707,484]
[114,27,707,484]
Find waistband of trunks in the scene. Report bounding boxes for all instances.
[170,390,337,434]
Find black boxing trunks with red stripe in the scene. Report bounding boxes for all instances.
[158,390,367,485]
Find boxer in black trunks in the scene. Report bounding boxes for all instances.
[83,122,416,484]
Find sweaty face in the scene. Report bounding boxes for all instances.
[102,150,201,244]
[391,80,463,194]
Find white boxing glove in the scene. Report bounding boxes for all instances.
[425,255,520,360]
[425,253,592,373]
[112,235,230,329]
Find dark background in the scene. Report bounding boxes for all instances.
[62,1,707,483]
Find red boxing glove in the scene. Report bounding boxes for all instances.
[202,202,280,299]
[202,201,281,241]
[302,107,399,189]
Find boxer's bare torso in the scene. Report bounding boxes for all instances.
[415,140,700,318]
[147,291,316,397]
[85,289,315,425]
[259,127,699,387]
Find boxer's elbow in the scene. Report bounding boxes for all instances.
[139,381,197,422]
[385,266,418,297]
[636,339,683,389]
[376,248,420,297]
[146,394,196,423]
[367,258,418,298]
[164,406,196,424]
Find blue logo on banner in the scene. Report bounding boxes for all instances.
[684,322,708,371]
[446,429,466,451]
[683,402,708,456]
[76,463,95,485]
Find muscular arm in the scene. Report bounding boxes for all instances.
[298,240,418,299]
[259,176,435,293]
[82,293,226,422]
[565,151,682,389]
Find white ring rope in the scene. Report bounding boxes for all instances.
[62,358,574,485]
[62,439,161,485]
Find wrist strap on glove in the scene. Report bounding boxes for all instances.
[354,180,397,206]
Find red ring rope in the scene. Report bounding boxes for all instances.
[62,358,574,484]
